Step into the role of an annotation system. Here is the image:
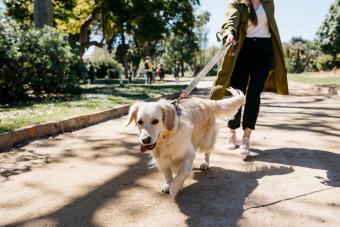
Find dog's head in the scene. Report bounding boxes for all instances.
[126,100,177,152]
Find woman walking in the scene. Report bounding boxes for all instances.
[210,0,288,156]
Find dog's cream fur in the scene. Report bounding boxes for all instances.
[126,89,245,196]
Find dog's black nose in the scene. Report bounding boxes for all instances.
[141,137,152,144]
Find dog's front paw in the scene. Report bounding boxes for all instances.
[200,162,209,171]
[161,183,170,194]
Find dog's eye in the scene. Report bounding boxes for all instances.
[152,119,159,125]
[137,120,143,125]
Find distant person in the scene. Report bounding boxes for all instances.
[144,56,154,85]
[174,61,180,82]
[127,61,132,83]
[210,0,288,156]
[132,65,138,78]
[88,63,95,84]
[157,64,165,82]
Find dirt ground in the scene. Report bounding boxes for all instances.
[0,80,339,227]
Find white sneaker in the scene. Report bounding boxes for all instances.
[225,133,237,150]
[238,137,250,156]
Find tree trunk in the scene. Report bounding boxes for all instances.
[133,66,138,78]
[332,52,337,68]
[34,0,53,28]
[79,7,101,61]
[120,33,129,79]
[124,55,129,80]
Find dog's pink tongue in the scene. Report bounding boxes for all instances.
[140,144,156,153]
[140,145,148,153]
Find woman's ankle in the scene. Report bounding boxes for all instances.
[243,128,252,139]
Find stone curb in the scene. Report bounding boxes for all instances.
[312,85,340,96]
[0,93,180,152]
[289,80,340,96]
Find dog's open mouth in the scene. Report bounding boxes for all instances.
[140,143,156,153]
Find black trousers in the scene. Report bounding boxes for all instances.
[228,37,274,130]
[146,72,153,84]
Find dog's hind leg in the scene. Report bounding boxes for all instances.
[200,150,211,171]
[199,119,216,171]
[160,167,173,194]
[170,152,195,196]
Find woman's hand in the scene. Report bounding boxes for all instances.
[226,34,237,45]
[225,34,236,56]
[180,91,189,98]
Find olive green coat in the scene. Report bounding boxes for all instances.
[209,0,289,100]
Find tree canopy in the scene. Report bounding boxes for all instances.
[316,0,340,62]
[4,0,202,77]
[4,0,200,53]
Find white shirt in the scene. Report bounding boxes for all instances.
[246,3,271,38]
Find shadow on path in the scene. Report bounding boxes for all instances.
[0,149,52,182]
[176,165,293,227]
[245,148,340,187]
[4,133,157,226]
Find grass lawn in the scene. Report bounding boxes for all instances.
[288,70,340,88]
[0,77,187,133]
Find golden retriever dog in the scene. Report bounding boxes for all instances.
[126,89,245,196]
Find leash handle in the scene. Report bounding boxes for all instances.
[177,42,234,100]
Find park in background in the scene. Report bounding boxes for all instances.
[0,0,339,131]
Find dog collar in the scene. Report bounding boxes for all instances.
[171,101,182,118]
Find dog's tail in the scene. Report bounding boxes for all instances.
[215,88,245,119]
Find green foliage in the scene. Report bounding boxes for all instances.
[285,57,305,74]
[284,37,320,73]
[282,2,340,73]
[0,20,26,100]
[4,0,94,34]
[91,57,124,79]
[3,0,33,23]
[316,0,340,65]
[285,0,340,73]
[316,54,335,71]
[163,32,199,74]
[4,0,201,65]
[0,20,81,103]
[194,11,210,70]
[23,27,79,94]
[162,27,200,75]
[3,0,202,80]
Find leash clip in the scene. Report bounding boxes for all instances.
[171,91,191,117]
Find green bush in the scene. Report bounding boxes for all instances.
[316,54,336,71]
[92,57,124,79]
[0,20,82,103]
[0,20,26,100]
[304,58,319,72]
[285,57,305,74]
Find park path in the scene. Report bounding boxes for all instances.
[0,79,340,227]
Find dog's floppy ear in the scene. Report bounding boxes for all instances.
[125,102,141,126]
[161,101,177,131]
